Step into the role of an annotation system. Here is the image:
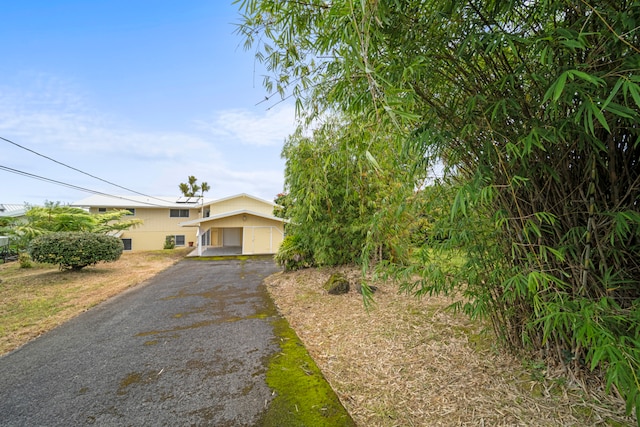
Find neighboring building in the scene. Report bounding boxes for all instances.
[72,193,284,255]
[0,204,28,219]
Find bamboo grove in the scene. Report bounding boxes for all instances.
[237,0,640,418]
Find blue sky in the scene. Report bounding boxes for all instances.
[1,1,297,205]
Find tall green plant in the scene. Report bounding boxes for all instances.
[178,176,210,198]
[279,115,414,267]
[7,202,142,250]
[238,0,640,418]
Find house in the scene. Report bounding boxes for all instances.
[72,195,211,251]
[0,204,28,219]
[71,193,284,255]
[179,193,285,256]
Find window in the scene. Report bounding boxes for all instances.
[170,209,190,218]
[122,239,132,251]
[125,208,135,216]
[98,207,107,213]
[175,235,186,246]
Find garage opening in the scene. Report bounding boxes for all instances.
[222,228,242,254]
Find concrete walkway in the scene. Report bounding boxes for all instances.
[0,259,351,426]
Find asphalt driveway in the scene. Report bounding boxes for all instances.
[0,258,351,426]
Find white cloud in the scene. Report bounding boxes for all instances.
[0,73,286,204]
[197,104,299,147]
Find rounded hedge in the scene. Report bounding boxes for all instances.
[29,232,124,270]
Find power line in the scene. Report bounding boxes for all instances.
[0,135,171,204]
[0,164,172,207]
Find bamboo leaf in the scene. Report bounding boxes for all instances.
[553,72,569,94]
[365,150,381,172]
[569,70,604,86]
[451,188,468,220]
[543,71,569,103]
[588,100,611,133]
[603,102,636,119]
[625,80,640,110]
[600,78,624,111]
[560,39,585,49]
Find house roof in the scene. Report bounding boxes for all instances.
[71,193,276,210]
[179,209,283,227]
[203,193,276,208]
[71,195,214,209]
[0,204,28,217]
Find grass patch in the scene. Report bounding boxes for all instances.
[410,246,467,270]
[0,248,190,355]
[259,314,356,426]
[243,272,355,425]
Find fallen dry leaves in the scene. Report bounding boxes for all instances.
[265,265,634,427]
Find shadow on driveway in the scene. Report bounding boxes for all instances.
[0,258,354,426]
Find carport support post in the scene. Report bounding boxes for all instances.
[197,225,202,257]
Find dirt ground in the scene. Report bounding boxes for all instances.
[265,265,634,427]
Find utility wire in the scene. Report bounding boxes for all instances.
[0,164,173,207]
[1,135,172,204]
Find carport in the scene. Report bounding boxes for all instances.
[179,209,284,257]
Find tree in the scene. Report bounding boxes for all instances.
[276,114,415,267]
[179,176,210,198]
[272,192,291,220]
[8,202,141,250]
[238,0,640,417]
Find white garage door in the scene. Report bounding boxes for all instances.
[223,228,242,246]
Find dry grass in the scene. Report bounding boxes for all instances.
[265,265,634,427]
[0,248,191,355]
[1,252,634,425]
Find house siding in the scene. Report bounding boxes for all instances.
[74,194,283,255]
[208,196,274,217]
[197,213,284,254]
[91,207,201,251]
[243,226,282,254]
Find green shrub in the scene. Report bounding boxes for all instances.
[18,252,32,268]
[274,234,313,271]
[164,235,175,250]
[29,232,124,270]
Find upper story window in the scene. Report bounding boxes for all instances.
[170,209,190,218]
[98,208,107,213]
[125,208,135,216]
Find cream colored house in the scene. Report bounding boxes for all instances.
[72,195,211,251]
[179,193,284,256]
[71,193,284,255]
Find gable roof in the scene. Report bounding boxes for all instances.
[71,195,214,209]
[71,193,277,210]
[179,209,283,227]
[204,193,275,208]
